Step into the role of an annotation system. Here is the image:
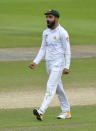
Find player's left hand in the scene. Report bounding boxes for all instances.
[62,68,69,74]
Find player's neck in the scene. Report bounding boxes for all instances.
[51,23,59,30]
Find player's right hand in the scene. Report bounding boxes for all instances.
[62,68,69,74]
[29,62,36,69]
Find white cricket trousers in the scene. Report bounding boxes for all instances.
[40,60,70,113]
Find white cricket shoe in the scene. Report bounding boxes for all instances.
[57,112,71,119]
[33,108,43,121]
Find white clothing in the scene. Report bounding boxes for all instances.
[33,24,71,69]
[40,60,70,113]
[33,24,71,113]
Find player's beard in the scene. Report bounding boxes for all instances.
[47,20,55,29]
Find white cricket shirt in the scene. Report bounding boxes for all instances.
[33,24,71,69]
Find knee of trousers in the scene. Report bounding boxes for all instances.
[47,81,57,89]
[46,82,57,95]
[56,86,65,96]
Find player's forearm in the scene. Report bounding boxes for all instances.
[33,48,45,64]
[64,41,71,69]
[65,54,71,69]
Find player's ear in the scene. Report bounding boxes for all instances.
[55,17,58,23]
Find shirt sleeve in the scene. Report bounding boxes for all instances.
[33,32,46,64]
[61,31,71,69]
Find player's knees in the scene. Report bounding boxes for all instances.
[46,83,56,96]
[45,91,52,98]
[47,81,56,88]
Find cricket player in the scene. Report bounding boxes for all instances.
[29,9,71,120]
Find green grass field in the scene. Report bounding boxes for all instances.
[0,58,96,130]
[0,105,96,131]
[0,58,96,92]
[0,58,96,131]
[0,0,96,48]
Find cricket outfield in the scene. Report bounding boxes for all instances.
[0,58,96,130]
[0,0,96,48]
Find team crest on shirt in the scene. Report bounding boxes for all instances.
[53,36,56,40]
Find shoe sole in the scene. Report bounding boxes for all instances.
[57,116,72,119]
[33,109,42,121]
